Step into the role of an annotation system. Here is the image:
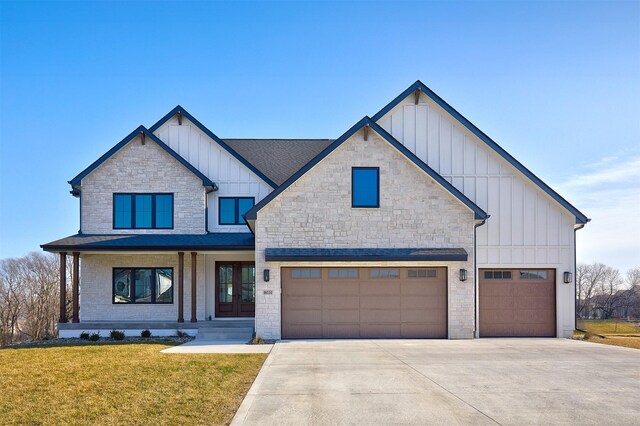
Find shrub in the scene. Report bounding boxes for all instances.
[251,335,265,345]
[79,332,90,340]
[110,330,125,340]
[176,330,188,338]
[89,332,100,342]
[140,329,152,338]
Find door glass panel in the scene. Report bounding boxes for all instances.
[241,265,255,303]
[219,265,233,303]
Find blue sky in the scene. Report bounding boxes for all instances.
[1,1,638,271]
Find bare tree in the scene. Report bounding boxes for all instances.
[592,266,625,320]
[0,258,26,345]
[576,262,608,319]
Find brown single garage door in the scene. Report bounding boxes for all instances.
[479,269,556,337]
[281,267,447,339]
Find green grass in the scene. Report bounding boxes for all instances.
[577,319,640,335]
[0,342,266,425]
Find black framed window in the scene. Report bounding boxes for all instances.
[352,167,379,208]
[113,193,173,229]
[113,267,173,304]
[219,197,255,225]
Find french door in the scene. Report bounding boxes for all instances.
[215,262,255,317]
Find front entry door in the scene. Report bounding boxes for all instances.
[215,262,255,317]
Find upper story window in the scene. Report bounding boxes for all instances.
[352,167,379,208]
[219,197,255,225]
[113,193,173,229]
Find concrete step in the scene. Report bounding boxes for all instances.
[198,320,255,329]
[197,327,254,341]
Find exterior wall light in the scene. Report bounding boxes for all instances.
[459,269,467,282]
[563,271,572,284]
[263,269,270,282]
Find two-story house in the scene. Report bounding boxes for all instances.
[42,81,589,340]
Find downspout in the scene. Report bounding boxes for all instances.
[205,184,218,233]
[474,217,489,338]
[574,221,588,331]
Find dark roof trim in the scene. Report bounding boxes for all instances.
[372,80,589,224]
[41,233,255,252]
[265,248,468,262]
[148,105,278,189]
[69,126,215,188]
[244,116,488,221]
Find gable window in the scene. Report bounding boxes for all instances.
[219,197,255,225]
[113,193,173,229]
[352,167,379,208]
[113,267,173,304]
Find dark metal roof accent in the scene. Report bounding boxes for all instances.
[372,80,589,224]
[41,233,255,252]
[68,126,215,188]
[265,248,468,262]
[244,117,488,222]
[148,105,279,189]
[224,139,334,186]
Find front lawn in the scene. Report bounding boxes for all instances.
[0,342,266,425]
[577,319,640,335]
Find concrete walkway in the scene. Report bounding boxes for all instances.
[232,338,640,425]
[161,340,272,354]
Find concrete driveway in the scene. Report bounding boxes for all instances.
[232,338,639,425]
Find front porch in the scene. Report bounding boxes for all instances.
[41,233,257,337]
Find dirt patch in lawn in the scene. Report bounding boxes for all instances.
[0,342,267,425]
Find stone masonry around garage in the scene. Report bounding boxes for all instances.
[254,128,477,340]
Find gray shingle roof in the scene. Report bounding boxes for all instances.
[224,139,334,186]
[264,248,468,262]
[41,233,254,252]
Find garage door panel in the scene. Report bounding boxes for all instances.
[402,324,447,339]
[360,295,400,310]
[360,282,401,295]
[360,309,402,323]
[284,309,322,324]
[284,296,322,310]
[323,324,360,338]
[322,295,359,310]
[480,269,555,337]
[286,282,322,296]
[401,308,446,323]
[283,324,323,339]
[282,267,447,339]
[360,323,402,338]
[323,309,359,323]
[323,282,360,296]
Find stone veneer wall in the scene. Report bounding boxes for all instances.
[80,253,206,322]
[254,129,476,339]
[81,135,206,234]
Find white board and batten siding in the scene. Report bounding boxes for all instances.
[153,116,273,232]
[376,94,576,337]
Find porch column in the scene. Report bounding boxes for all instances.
[59,252,67,323]
[190,252,197,323]
[72,252,80,323]
[177,252,184,323]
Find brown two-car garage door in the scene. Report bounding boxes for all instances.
[282,267,447,339]
[479,269,556,337]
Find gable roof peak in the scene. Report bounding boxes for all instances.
[68,125,216,190]
[372,80,589,225]
[148,105,278,188]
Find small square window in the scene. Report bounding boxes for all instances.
[352,168,379,208]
